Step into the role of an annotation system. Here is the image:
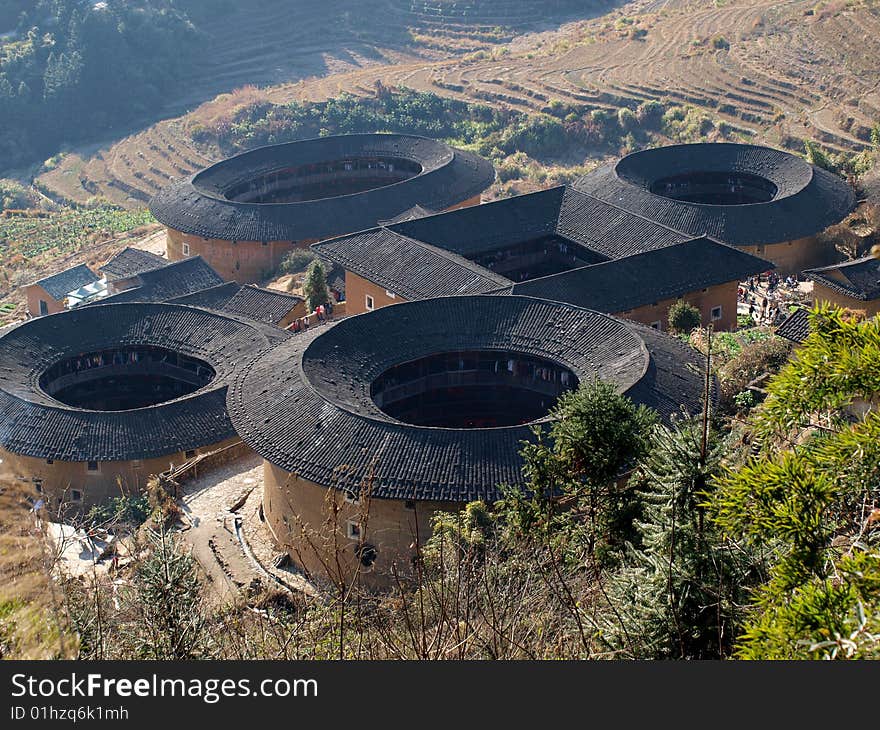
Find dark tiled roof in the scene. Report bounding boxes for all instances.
[100,256,224,304]
[805,255,880,301]
[314,185,761,308]
[149,134,495,242]
[509,237,770,313]
[390,187,565,256]
[228,296,709,503]
[574,143,855,246]
[221,285,302,325]
[379,204,436,225]
[313,227,510,299]
[0,302,286,462]
[381,186,687,260]
[556,187,689,258]
[30,265,99,300]
[168,281,241,310]
[171,282,302,326]
[100,247,166,281]
[775,307,811,343]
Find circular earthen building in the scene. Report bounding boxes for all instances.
[228,295,710,586]
[150,133,495,283]
[0,302,286,513]
[574,143,855,274]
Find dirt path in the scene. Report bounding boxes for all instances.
[177,453,316,605]
[178,454,264,606]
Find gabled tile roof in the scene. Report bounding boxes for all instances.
[313,227,510,299]
[508,237,770,313]
[168,281,241,310]
[314,184,767,310]
[228,296,710,503]
[100,247,166,281]
[775,307,811,343]
[574,143,855,246]
[171,282,303,326]
[100,256,224,304]
[556,187,689,258]
[149,134,495,242]
[390,187,565,256]
[221,285,303,325]
[805,255,880,301]
[0,302,287,462]
[29,265,99,300]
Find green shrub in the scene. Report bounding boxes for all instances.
[0,180,35,211]
[668,299,702,334]
[635,100,665,129]
[738,313,755,328]
[617,107,637,132]
[718,335,792,411]
[280,248,316,274]
[85,495,151,527]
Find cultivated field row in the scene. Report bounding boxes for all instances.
[35,0,880,208]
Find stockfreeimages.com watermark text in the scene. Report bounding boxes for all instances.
[10,673,317,706]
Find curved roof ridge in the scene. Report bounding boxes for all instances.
[228,296,708,501]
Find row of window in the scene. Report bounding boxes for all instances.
[41,449,197,473]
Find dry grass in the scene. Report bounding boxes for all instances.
[0,478,76,658]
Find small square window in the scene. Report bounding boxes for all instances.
[365,295,375,311]
[261,241,268,246]
[404,500,416,510]
[87,461,99,472]
[385,290,396,299]
[346,521,361,540]
[185,449,196,459]
[711,306,723,321]
[181,242,190,256]
[71,489,82,502]
[650,321,662,330]
[46,458,53,465]
[344,490,360,505]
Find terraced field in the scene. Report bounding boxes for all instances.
[35,0,880,208]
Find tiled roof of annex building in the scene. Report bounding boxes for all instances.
[573,143,855,247]
[171,282,303,326]
[507,237,768,312]
[228,295,711,503]
[99,247,166,281]
[29,265,100,299]
[99,256,224,304]
[0,302,286,462]
[313,185,770,308]
[149,134,495,242]
[805,255,880,301]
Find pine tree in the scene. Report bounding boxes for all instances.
[303,259,331,313]
[519,378,657,560]
[598,421,760,659]
[123,523,210,660]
